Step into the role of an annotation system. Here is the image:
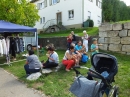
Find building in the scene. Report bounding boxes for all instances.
[32,0,102,33]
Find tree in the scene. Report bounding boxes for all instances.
[111,0,120,22]
[102,0,113,22]
[0,0,40,27]
[102,0,130,22]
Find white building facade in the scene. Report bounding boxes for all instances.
[33,0,102,33]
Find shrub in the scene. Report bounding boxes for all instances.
[86,19,94,27]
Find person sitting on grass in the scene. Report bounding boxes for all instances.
[62,45,77,72]
[24,50,42,77]
[74,40,83,65]
[43,47,59,68]
[91,38,103,55]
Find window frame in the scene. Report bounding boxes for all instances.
[96,0,102,9]
[97,16,101,24]
[52,0,57,5]
[68,10,74,19]
[40,18,43,24]
[43,17,45,23]
[40,17,45,24]
[37,0,47,10]
[88,11,91,19]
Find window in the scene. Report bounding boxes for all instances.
[40,18,42,24]
[96,0,98,6]
[40,2,44,9]
[68,10,74,19]
[97,16,101,24]
[40,17,45,24]
[88,0,93,2]
[52,0,57,4]
[50,0,60,6]
[37,0,47,10]
[88,11,91,19]
[96,0,102,8]
[43,17,45,23]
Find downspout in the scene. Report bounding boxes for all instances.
[82,0,84,27]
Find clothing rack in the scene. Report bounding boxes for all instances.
[0,36,25,66]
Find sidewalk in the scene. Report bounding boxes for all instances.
[0,68,45,97]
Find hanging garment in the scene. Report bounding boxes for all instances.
[9,37,17,58]
[15,38,21,53]
[2,39,7,55]
[6,37,10,54]
[19,38,24,52]
[0,40,3,55]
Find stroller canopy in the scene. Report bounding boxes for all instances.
[91,53,118,81]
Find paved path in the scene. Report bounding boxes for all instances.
[0,68,45,97]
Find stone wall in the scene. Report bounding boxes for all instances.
[98,22,130,55]
[38,36,97,50]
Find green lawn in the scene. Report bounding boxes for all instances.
[111,20,130,24]
[38,27,98,38]
[0,50,130,97]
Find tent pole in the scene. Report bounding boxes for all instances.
[36,32,39,57]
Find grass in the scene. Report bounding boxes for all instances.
[110,20,130,24]
[0,50,130,97]
[38,27,98,38]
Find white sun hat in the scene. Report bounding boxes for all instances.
[83,30,87,33]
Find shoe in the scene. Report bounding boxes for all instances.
[66,69,70,72]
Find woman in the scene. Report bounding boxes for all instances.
[43,47,59,68]
[24,50,42,76]
[62,45,76,71]
[82,30,89,52]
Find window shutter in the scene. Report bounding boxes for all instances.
[37,3,40,10]
[49,0,52,6]
[57,0,60,3]
[44,0,47,7]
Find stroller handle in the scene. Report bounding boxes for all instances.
[73,66,108,85]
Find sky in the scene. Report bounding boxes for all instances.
[121,0,130,6]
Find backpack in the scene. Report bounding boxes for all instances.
[81,54,89,63]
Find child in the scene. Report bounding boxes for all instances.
[67,34,73,49]
[91,38,102,55]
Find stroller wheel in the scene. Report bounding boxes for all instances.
[113,86,119,97]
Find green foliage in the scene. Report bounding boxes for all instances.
[102,0,130,22]
[102,0,113,22]
[86,19,94,27]
[0,0,40,27]
[38,27,98,38]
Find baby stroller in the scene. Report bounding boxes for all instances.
[69,53,118,97]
